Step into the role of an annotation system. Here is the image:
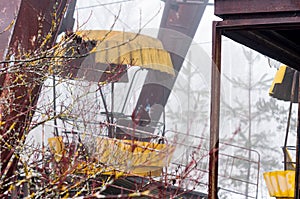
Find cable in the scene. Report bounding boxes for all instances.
[76,0,134,10]
[96,0,132,30]
[191,39,230,45]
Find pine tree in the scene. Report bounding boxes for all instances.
[221,47,288,198]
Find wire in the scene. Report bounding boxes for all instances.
[78,0,163,31]
[191,39,230,45]
[95,0,132,30]
[76,0,134,10]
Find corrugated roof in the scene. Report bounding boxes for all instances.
[76,30,175,76]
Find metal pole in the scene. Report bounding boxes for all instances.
[295,71,300,198]
[209,21,222,199]
[121,68,143,113]
[111,82,114,137]
[53,75,59,136]
[284,71,297,170]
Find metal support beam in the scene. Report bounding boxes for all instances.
[216,17,300,70]
[133,0,208,131]
[209,21,222,199]
[0,0,68,195]
[211,1,300,198]
[295,72,300,198]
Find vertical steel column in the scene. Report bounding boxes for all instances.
[295,71,300,198]
[209,21,222,199]
[0,0,68,195]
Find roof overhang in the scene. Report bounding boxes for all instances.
[214,0,300,70]
[76,30,175,76]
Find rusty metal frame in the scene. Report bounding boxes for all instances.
[209,21,222,199]
[126,0,209,136]
[0,0,69,195]
[218,17,300,70]
[209,16,300,199]
[296,73,300,198]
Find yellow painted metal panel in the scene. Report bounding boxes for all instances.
[263,170,294,198]
[95,137,175,176]
[48,136,174,177]
[269,65,287,95]
[48,136,64,162]
[76,30,175,76]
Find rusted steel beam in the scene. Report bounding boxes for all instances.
[0,0,68,194]
[0,0,22,88]
[296,73,300,198]
[211,0,300,197]
[134,0,208,129]
[215,0,300,17]
[222,30,300,70]
[0,0,22,61]
[217,16,300,30]
[215,17,300,70]
[209,21,222,199]
[213,1,300,71]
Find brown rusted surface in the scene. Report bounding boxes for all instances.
[296,74,300,198]
[134,0,208,130]
[221,25,300,70]
[215,0,300,17]
[0,0,22,61]
[0,0,22,88]
[214,0,300,70]
[159,0,206,49]
[0,0,68,194]
[209,21,222,199]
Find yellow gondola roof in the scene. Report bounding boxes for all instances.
[269,65,298,102]
[76,30,175,76]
